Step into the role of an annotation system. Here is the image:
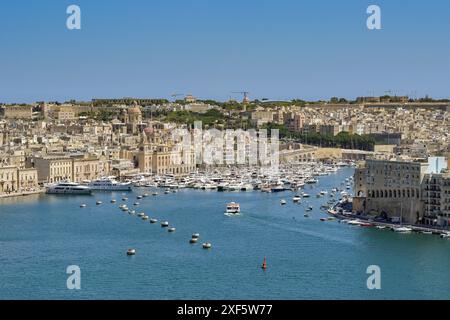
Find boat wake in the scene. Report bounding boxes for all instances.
[245,214,358,247]
[224,212,242,217]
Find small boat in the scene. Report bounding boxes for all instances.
[320,218,327,222]
[440,233,450,239]
[122,197,128,201]
[359,222,373,227]
[149,218,158,224]
[292,195,301,203]
[110,199,116,203]
[376,225,387,230]
[192,233,200,239]
[392,226,412,233]
[202,242,212,249]
[189,238,198,244]
[136,196,143,200]
[161,221,169,227]
[152,192,158,196]
[280,199,287,205]
[137,212,145,217]
[421,231,433,235]
[134,202,139,206]
[304,213,309,218]
[126,249,136,256]
[226,202,240,215]
[168,227,176,232]
[302,193,310,198]
[143,193,149,198]
[96,201,102,205]
[142,215,149,220]
[80,204,87,208]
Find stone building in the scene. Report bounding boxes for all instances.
[0,166,18,194]
[353,159,429,224]
[1,105,33,119]
[0,166,38,195]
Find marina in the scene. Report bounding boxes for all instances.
[1,167,450,299]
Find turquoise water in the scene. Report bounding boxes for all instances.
[1,168,449,300]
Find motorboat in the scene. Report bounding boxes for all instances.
[161,221,169,227]
[46,181,92,195]
[226,202,240,215]
[88,177,132,191]
[392,226,413,233]
[202,242,212,249]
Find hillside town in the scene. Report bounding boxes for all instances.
[0,95,449,228]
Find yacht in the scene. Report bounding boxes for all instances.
[88,177,132,191]
[46,182,92,195]
[226,202,241,215]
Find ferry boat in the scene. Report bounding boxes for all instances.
[226,202,241,215]
[46,182,92,195]
[88,177,132,191]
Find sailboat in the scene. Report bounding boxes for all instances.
[392,202,412,233]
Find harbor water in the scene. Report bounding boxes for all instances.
[1,168,449,299]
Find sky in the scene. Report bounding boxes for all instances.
[0,0,450,103]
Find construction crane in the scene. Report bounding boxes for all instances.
[231,91,250,104]
[171,93,184,101]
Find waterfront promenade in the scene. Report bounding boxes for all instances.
[0,189,44,199]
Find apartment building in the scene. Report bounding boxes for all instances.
[422,172,450,227]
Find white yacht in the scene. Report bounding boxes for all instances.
[226,202,241,215]
[46,182,92,195]
[88,177,132,191]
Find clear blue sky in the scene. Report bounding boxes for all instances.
[1,0,450,103]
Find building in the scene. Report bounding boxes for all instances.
[0,166,18,194]
[1,105,33,119]
[0,166,38,195]
[137,144,196,175]
[72,157,101,182]
[353,159,429,224]
[31,156,73,183]
[251,111,274,127]
[30,156,106,183]
[422,172,450,227]
[17,168,39,192]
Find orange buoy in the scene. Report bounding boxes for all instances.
[261,257,267,270]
